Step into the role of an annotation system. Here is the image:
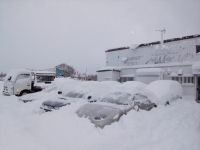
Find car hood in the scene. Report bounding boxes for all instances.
[19,92,44,101]
[42,100,67,107]
[76,103,132,120]
[42,97,81,107]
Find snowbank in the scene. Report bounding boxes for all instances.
[0,81,200,150]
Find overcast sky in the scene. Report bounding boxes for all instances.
[0,0,199,74]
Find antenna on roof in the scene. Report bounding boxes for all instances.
[155,28,166,50]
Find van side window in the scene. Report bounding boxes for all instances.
[16,74,30,83]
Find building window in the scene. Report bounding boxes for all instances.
[178,77,182,84]
[172,77,178,81]
[120,77,134,83]
[184,77,186,83]
[191,77,194,83]
[188,77,190,83]
[196,45,200,54]
[173,76,194,84]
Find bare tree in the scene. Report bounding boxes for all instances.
[88,74,97,81]
[56,63,76,77]
[0,72,6,77]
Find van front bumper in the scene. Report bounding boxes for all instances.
[2,90,12,96]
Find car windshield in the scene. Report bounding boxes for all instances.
[133,93,148,101]
[64,91,85,98]
[100,92,132,105]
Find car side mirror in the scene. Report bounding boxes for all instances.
[8,76,11,81]
[87,96,92,99]
[58,91,62,94]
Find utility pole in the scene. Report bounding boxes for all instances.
[85,68,87,80]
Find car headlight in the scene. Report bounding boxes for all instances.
[47,105,53,109]
[92,114,108,121]
[87,96,92,99]
[54,107,59,110]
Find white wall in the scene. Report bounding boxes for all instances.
[106,37,200,67]
[112,71,120,81]
[99,37,200,96]
[97,71,112,81]
[137,75,161,84]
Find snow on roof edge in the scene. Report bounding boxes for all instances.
[96,66,121,72]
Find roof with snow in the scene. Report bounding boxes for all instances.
[5,69,31,82]
[34,70,56,74]
[96,66,121,72]
[105,34,200,52]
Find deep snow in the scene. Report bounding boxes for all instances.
[0,80,200,150]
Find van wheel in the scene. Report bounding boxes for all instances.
[20,90,30,96]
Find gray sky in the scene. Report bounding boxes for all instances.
[0,0,200,74]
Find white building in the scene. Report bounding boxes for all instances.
[97,34,200,102]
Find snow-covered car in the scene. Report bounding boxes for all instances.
[40,81,116,111]
[18,83,59,103]
[133,80,183,111]
[76,81,147,128]
[18,78,79,103]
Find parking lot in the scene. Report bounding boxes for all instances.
[1,79,200,150]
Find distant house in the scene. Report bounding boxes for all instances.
[97,34,200,102]
[56,63,75,77]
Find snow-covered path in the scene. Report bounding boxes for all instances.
[0,81,200,150]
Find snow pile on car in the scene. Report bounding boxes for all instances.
[122,81,147,91]
[106,81,147,95]
[145,80,183,105]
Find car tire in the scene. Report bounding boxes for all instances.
[20,90,30,96]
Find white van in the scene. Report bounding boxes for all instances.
[3,69,55,96]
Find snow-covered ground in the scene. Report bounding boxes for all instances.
[0,80,200,150]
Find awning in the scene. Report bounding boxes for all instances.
[169,73,178,77]
[136,68,164,76]
[192,61,200,74]
[169,73,193,77]
[182,74,193,77]
[120,74,134,77]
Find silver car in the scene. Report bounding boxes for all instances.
[76,91,135,128]
[40,90,93,111]
[40,81,114,111]
[18,84,58,103]
[133,93,157,111]
[133,80,183,111]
